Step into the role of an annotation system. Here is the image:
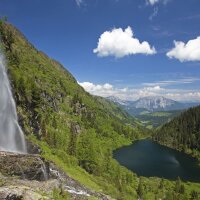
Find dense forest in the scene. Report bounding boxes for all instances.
[153,106,200,158]
[1,20,200,199]
[136,110,183,128]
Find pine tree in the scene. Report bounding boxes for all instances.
[190,190,199,200]
[159,178,164,189]
[137,178,144,199]
[174,177,181,193]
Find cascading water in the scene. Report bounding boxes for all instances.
[0,52,26,153]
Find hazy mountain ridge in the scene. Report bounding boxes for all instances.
[106,96,129,106]
[107,96,200,113]
[133,96,181,111]
[107,96,200,128]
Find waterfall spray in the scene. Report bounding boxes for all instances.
[0,52,26,153]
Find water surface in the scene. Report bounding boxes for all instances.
[113,139,200,182]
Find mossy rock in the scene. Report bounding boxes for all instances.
[0,151,49,181]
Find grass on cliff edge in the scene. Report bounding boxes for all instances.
[29,135,127,198]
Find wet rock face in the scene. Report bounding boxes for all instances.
[26,140,41,154]
[49,163,112,200]
[0,151,49,181]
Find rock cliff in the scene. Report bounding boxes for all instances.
[0,151,112,199]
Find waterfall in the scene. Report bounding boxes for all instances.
[0,52,26,153]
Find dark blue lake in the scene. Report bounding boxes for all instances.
[113,139,200,182]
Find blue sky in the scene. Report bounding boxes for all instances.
[0,0,200,101]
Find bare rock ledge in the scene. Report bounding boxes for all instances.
[0,151,113,200]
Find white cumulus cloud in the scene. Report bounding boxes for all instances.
[167,36,200,62]
[78,82,113,94]
[93,26,156,58]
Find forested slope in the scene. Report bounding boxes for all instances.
[0,20,144,199]
[154,106,200,156]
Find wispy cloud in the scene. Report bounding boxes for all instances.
[149,7,158,20]
[151,26,197,40]
[147,0,159,6]
[79,81,200,102]
[154,30,174,37]
[75,0,84,7]
[146,0,172,20]
[151,25,160,31]
[151,25,174,38]
[143,77,200,87]
[178,14,200,21]
[146,0,171,6]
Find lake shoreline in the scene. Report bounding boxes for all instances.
[152,138,200,166]
[113,139,200,182]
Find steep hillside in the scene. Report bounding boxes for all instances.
[97,96,142,127]
[153,106,200,158]
[0,20,145,199]
[1,20,200,200]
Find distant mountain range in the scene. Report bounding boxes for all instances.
[107,96,200,115]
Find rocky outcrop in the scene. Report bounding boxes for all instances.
[0,176,59,200]
[0,151,113,200]
[70,122,81,135]
[0,151,49,181]
[26,140,42,154]
[49,163,112,200]
[0,185,49,200]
